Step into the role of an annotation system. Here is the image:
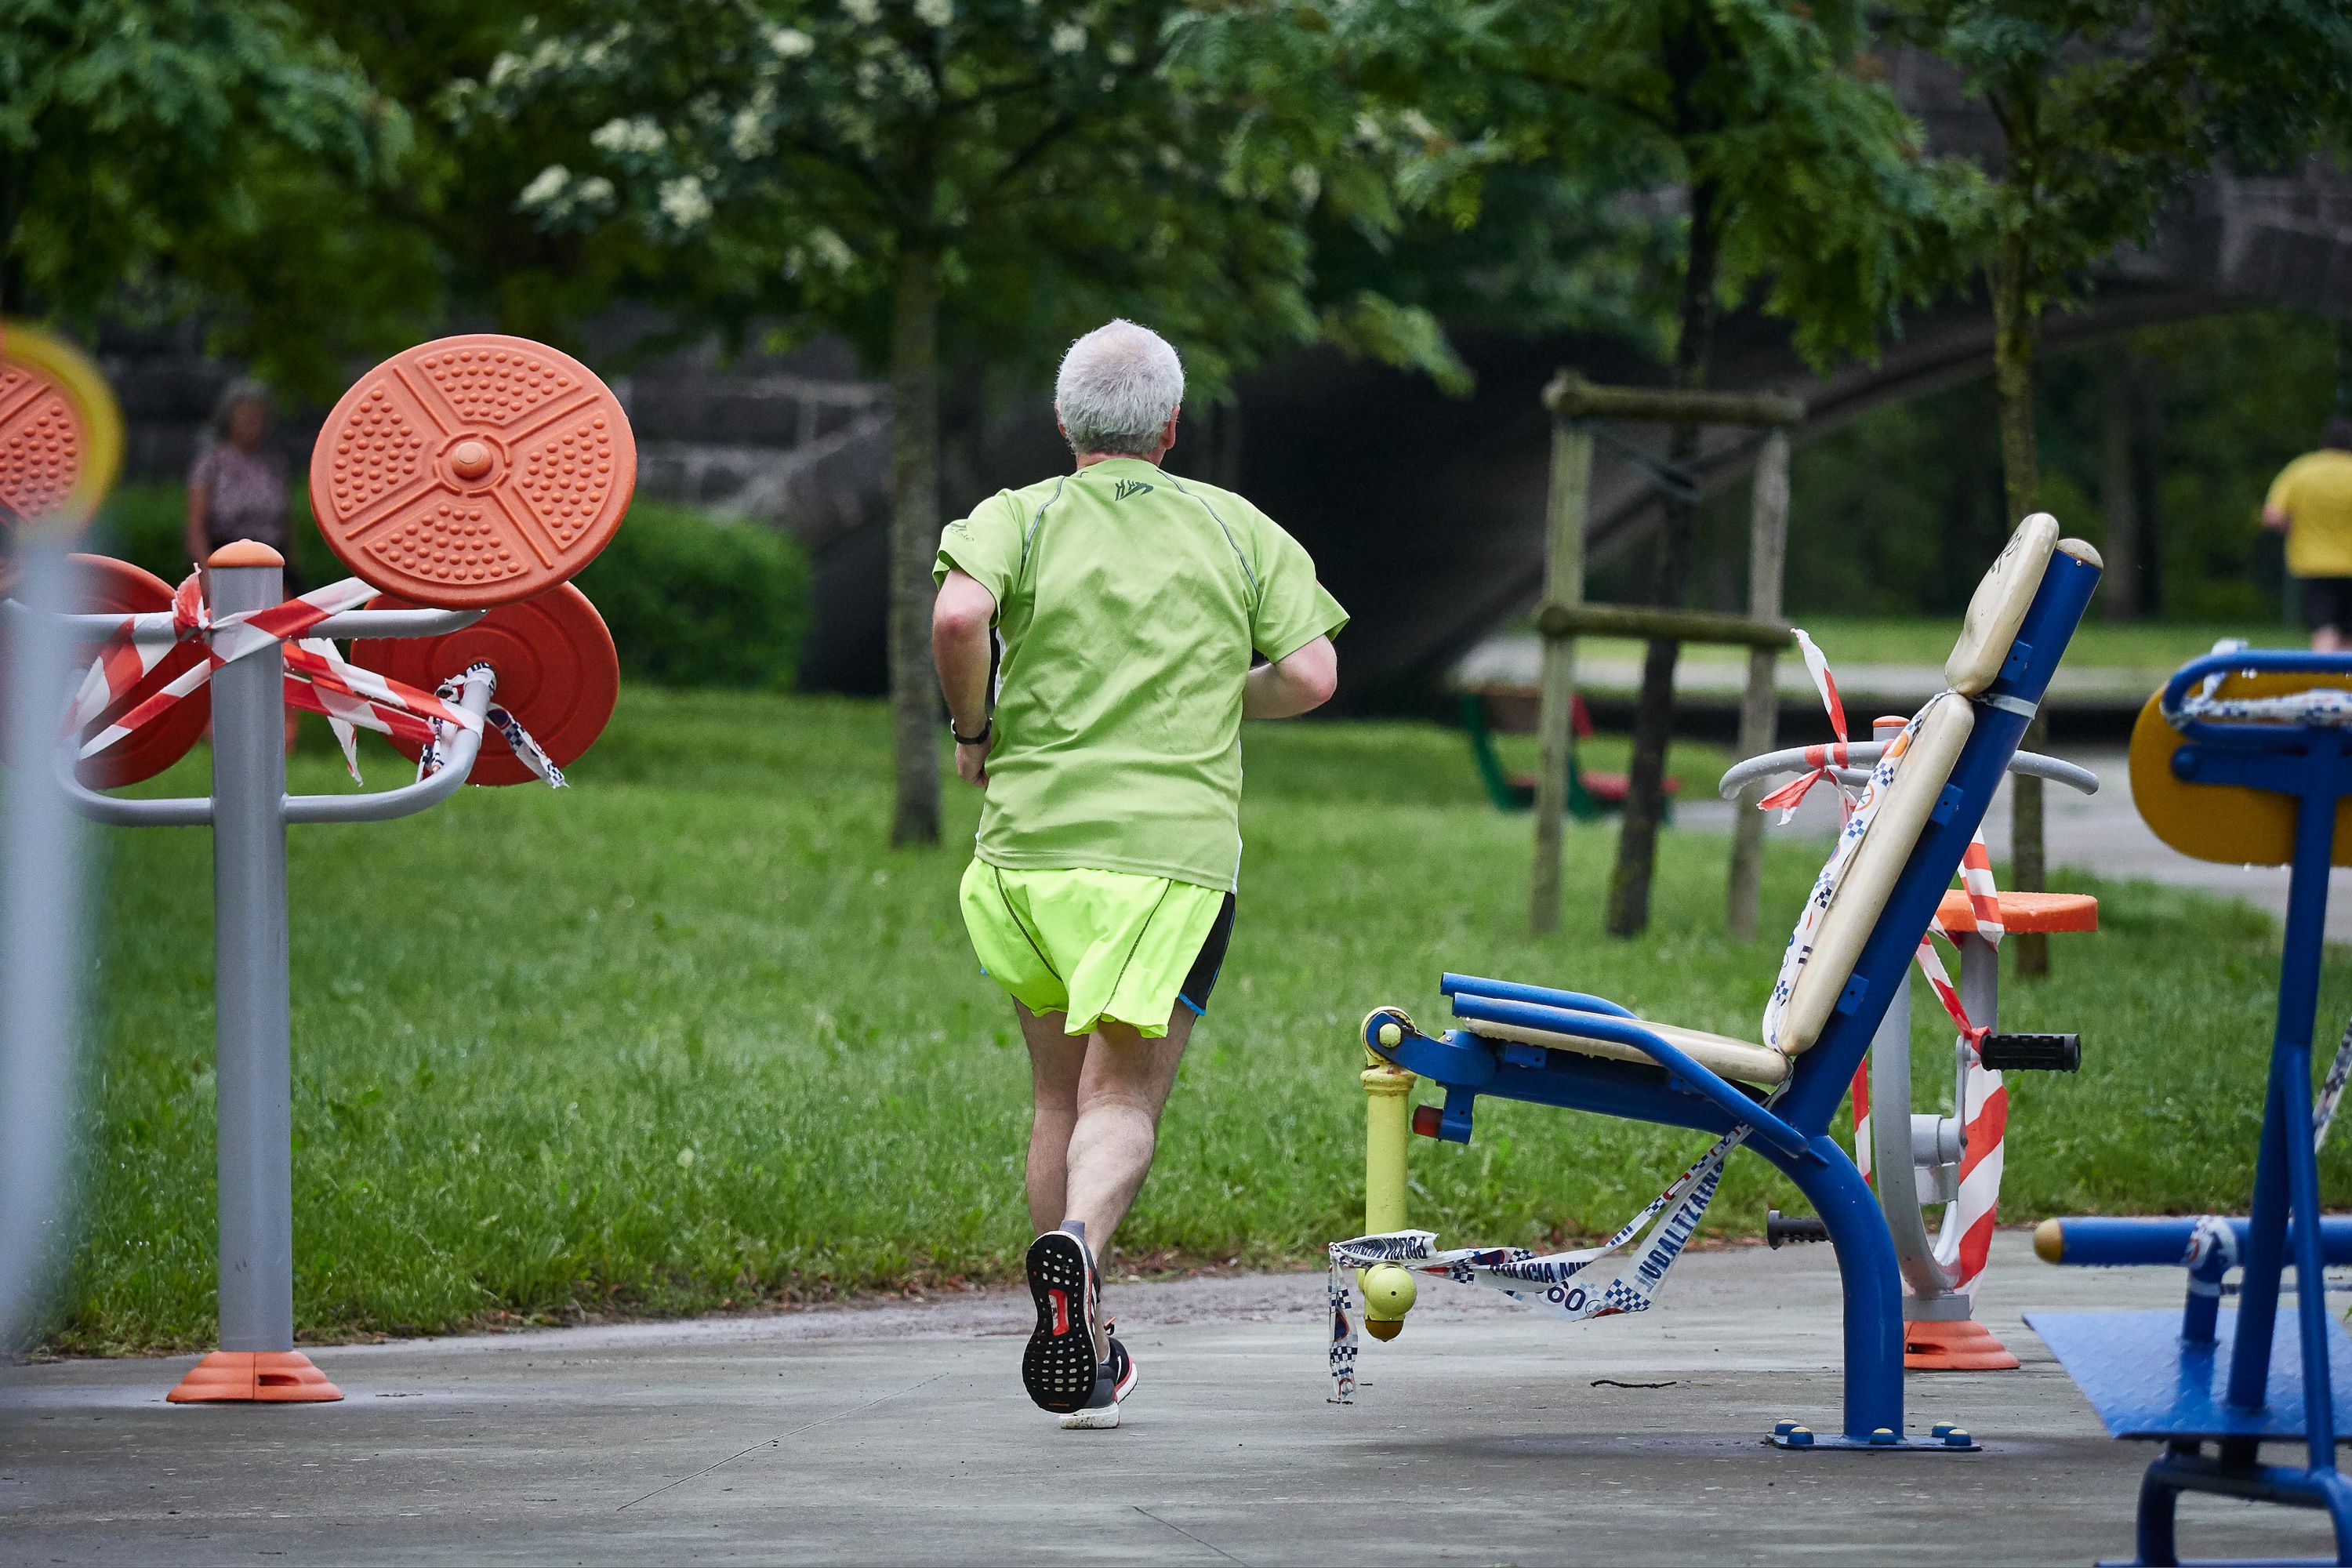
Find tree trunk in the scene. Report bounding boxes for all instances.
[1606,178,1721,938]
[887,243,943,848]
[1991,244,2049,978]
[2100,356,2139,622]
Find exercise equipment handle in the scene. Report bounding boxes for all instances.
[1977,1032,2081,1073]
[2160,648,2352,742]
[5,603,481,643]
[50,668,495,826]
[283,668,494,823]
[1766,1209,1830,1249]
[1717,742,2100,800]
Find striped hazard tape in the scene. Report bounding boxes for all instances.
[61,568,558,788]
[1769,635,2010,1299]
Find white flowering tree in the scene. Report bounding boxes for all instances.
[461,0,1444,845]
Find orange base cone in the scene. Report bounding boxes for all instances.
[166,1350,343,1403]
[1904,1318,2020,1371]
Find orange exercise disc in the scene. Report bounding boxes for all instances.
[308,334,635,609]
[0,323,122,535]
[0,554,209,787]
[345,583,618,786]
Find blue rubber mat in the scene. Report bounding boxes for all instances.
[2028,1308,2352,1443]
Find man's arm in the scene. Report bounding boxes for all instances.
[932,568,998,787]
[2263,503,2292,532]
[1243,635,1338,720]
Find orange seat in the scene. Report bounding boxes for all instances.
[1934,889,2098,935]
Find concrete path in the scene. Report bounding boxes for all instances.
[4,1233,2339,1565]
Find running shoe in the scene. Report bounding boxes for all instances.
[1022,1229,1101,1413]
[1058,1337,1136,1430]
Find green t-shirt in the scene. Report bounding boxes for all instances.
[934,458,1348,892]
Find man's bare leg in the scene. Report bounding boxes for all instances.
[2318,624,2345,655]
[1061,1011,1194,1269]
[1017,1003,1086,1233]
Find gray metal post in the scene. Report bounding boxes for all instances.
[205,545,294,1353]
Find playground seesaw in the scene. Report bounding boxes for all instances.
[1328,514,2101,1451]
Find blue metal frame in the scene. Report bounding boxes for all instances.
[1368,545,2105,1446]
[2031,648,2352,1563]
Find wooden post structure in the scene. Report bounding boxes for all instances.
[1726,429,1791,940]
[1530,419,1592,934]
[1529,373,1802,938]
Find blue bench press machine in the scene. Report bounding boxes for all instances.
[1337,517,2103,1451]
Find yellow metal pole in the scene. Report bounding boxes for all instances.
[1360,1048,1418,1339]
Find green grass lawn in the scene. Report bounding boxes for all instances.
[49,691,2352,1353]
[1570,615,2288,671]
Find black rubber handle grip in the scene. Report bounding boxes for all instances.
[1767,1209,1829,1249]
[1978,1032,2082,1073]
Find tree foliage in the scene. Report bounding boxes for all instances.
[460,0,1469,843]
[0,0,415,394]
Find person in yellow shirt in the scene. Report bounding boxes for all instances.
[2264,416,2352,650]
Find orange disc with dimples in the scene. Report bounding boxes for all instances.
[345,583,618,786]
[307,334,635,608]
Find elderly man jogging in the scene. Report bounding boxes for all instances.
[932,320,1345,1429]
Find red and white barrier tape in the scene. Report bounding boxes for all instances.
[1768,635,2010,1297]
[1754,630,1852,825]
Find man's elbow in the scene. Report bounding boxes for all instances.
[932,596,992,644]
[1289,643,1339,710]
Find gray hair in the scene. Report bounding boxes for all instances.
[209,378,271,441]
[1054,320,1183,456]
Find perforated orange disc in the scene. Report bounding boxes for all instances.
[308,334,635,609]
[0,554,209,787]
[345,583,618,786]
[0,325,124,594]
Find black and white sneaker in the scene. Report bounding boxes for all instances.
[1058,1337,1137,1430]
[1022,1230,1101,1414]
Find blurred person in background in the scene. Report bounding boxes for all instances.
[187,379,295,575]
[2263,414,2352,650]
[187,379,300,742]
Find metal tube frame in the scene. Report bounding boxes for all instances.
[9,567,492,1363]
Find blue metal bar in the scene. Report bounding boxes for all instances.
[1776,547,2103,1134]
[1444,993,1815,1162]
[2227,746,2342,1457]
[1440,973,1635,1018]
[2139,1447,2352,1563]
[2161,649,2352,747]
[1365,1017,1737,1142]
[2042,1217,2352,1269]
[1755,1130,1904,1443]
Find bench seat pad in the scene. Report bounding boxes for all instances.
[1461,1017,1791,1087]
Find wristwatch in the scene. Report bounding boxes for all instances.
[951,717,993,746]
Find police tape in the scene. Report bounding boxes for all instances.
[65,568,559,789]
[1325,1126,1744,1403]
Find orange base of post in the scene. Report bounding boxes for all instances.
[166,1350,343,1403]
[1904,1319,2020,1372]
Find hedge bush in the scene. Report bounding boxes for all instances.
[574,500,813,690]
[90,485,813,690]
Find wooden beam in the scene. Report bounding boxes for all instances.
[1726,428,1791,942]
[1529,420,1592,937]
[1533,601,1794,649]
[1543,371,1804,429]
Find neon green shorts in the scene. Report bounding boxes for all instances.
[959,861,1230,1036]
